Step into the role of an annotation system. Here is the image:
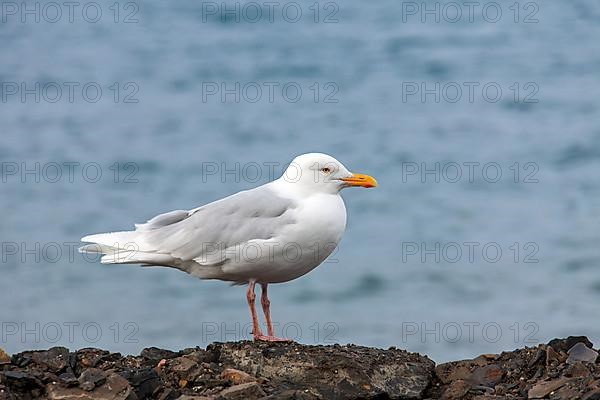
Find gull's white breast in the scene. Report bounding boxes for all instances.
[219,191,347,284]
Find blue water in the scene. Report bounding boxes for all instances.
[1,0,600,362]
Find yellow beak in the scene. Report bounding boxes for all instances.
[339,173,378,188]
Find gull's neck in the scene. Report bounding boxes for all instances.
[269,177,340,199]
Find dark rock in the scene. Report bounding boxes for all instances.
[216,382,266,400]
[583,388,600,400]
[78,368,107,391]
[140,347,178,362]
[528,347,546,368]
[261,389,323,399]
[435,359,484,385]
[441,379,470,399]
[10,353,32,368]
[6,337,600,399]
[1,371,44,390]
[469,364,504,387]
[169,357,198,375]
[47,372,135,400]
[565,362,592,378]
[119,368,160,399]
[549,336,594,353]
[154,387,180,400]
[547,345,560,367]
[214,341,434,399]
[58,372,78,387]
[31,347,70,373]
[75,348,119,371]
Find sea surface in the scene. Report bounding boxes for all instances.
[1,0,599,362]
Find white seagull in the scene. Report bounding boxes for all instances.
[80,153,377,341]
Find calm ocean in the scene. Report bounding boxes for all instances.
[1,0,599,362]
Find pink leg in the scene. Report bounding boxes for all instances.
[246,280,263,338]
[255,283,292,342]
[261,284,275,336]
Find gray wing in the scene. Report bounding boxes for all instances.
[137,185,297,263]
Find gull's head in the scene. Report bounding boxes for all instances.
[280,153,377,194]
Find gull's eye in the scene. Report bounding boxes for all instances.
[320,167,332,174]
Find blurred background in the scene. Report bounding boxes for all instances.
[1,0,599,362]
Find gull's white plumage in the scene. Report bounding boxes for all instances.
[80,153,376,341]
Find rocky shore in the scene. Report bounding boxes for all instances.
[1,337,599,399]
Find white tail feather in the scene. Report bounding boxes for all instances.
[80,231,174,266]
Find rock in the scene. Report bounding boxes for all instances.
[1,371,44,390]
[170,357,199,374]
[441,379,470,399]
[7,337,600,399]
[220,368,256,385]
[214,341,434,399]
[470,365,503,387]
[528,347,546,368]
[583,388,600,400]
[528,377,571,399]
[155,387,180,400]
[10,352,32,368]
[567,342,598,364]
[216,382,265,400]
[78,368,107,391]
[548,336,594,353]
[58,371,79,386]
[29,347,70,373]
[547,345,560,367]
[47,373,135,399]
[140,347,179,362]
[119,368,160,399]
[565,361,592,378]
[553,383,581,400]
[76,348,117,370]
[261,389,322,399]
[0,349,10,364]
[435,360,483,384]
